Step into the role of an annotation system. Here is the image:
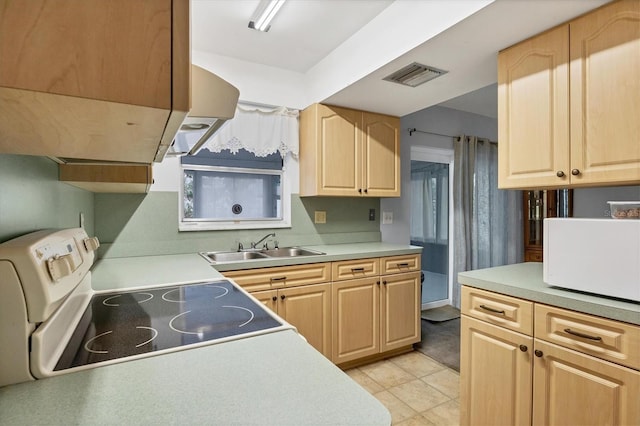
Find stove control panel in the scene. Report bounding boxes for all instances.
[0,228,95,323]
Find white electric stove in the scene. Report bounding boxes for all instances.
[0,228,293,387]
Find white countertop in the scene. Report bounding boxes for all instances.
[0,330,390,425]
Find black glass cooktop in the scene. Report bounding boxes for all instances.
[55,280,282,370]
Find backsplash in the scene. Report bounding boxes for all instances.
[0,154,94,243]
[95,192,381,258]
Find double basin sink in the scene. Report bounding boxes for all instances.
[201,247,325,264]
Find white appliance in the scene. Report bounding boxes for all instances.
[543,218,640,302]
[0,228,293,387]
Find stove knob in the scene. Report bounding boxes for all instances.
[47,254,73,281]
[84,237,100,252]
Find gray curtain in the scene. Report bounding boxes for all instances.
[452,135,523,308]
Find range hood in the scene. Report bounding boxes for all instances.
[169,64,240,156]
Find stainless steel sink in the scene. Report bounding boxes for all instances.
[261,247,325,257]
[203,251,269,263]
[200,246,324,264]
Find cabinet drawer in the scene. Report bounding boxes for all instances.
[461,286,533,336]
[332,258,379,281]
[380,254,420,274]
[535,304,640,370]
[224,263,331,292]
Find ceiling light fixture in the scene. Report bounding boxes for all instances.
[248,0,286,32]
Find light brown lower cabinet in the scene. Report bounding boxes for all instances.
[461,285,640,426]
[533,339,640,426]
[251,283,332,359]
[332,271,421,365]
[460,315,533,426]
[226,253,421,366]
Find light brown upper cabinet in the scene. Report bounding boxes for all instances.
[498,0,640,189]
[0,0,190,164]
[300,104,400,197]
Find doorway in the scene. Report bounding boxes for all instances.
[410,147,454,310]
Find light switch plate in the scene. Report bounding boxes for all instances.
[314,211,326,224]
[382,211,393,225]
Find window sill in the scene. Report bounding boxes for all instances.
[179,220,292,232]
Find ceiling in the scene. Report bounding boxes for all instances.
[192,0,610,119]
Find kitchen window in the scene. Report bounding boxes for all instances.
[179,148,291,231]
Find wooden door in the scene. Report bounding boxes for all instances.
[332,277,380,364]
[362,112,400,197]
[460,315,533,426]
[251,289,278,313]
[569,0,640,186]
[279,283,332,359]
[300,104,362,196]
[498,25,570,189]
[380,272,420,352]
[533,339,640,426]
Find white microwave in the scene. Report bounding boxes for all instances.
[543,218,640,302]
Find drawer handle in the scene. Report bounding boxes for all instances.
[396,263,410,268]
[351,267,365,272]
[270,276,287,282]
[479,304,505,315]
[564,328,602,341]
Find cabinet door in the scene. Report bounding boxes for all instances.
[362,112,400,197]
[569,0,640,186]
[498,25,570,189]
[460,315,533,426]
[251,289,278,313]
[533,339,640,426]
[380,272,420,352]
[300,104,362,196]
[279,283,332,358]
[332,277,380,364]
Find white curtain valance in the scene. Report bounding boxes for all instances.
[201,104,299,158]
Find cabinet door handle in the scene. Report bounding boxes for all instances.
[571,169,580,176]
[564,328,602,341]
[479,304,505,315]
[364,189,368,193]
[270,276,287,282]
[376,280,380,285]
[271,296,277,301]
[280,294,286,300]
[351,267,365,272]
[383,280,387,285]
[556,171,565,178]
[358,188,362,193]
[519,345,528,352]
[534,350,543,358]
[396,263,410,268]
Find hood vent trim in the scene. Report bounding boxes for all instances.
[383,62,448,87]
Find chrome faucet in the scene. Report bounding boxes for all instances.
[251,233,276,249]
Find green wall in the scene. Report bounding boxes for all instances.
[0,154,381,257]
[0,155,94,242]
[95,192,381,258]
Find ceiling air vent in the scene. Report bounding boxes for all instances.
[383,62,447,87]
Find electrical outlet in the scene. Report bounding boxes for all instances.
[314,211,326,224]
[79,212,85,228]
[382,211,393,225]
[369,209,376,221]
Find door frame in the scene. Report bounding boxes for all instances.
[410,146,454,310]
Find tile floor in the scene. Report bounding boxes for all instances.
[345,350,460,425]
